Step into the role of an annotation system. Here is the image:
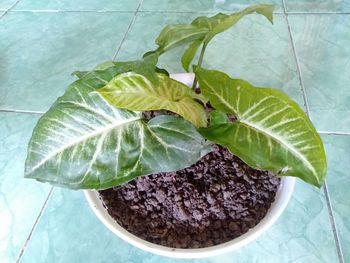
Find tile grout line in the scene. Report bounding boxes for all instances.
[323,183,345,263]
[112,0,144,60]
[0,0,22,19]
[286,11,350,15]
[16,187,55,263]
[282,1,345,262]
[2,9,350,15]
[0,109,45,115]
[318,131,350,136]
[0,9,284,14]
[282,1,310,114]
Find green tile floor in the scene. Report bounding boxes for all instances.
[0,0,349,262]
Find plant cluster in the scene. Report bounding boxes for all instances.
[25,4,327,189]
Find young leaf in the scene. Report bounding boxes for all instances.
[181,39,203,72]
[210,110,229,126]
[193,4,274,43]
[155,24,208,54]
[98,72,207,127]
[25,77,212,189]
[151,4,274,72]
[196,68,327,187]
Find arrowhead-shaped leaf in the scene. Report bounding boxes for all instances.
[98,72,208,127]
[196,68,327,187]
[25,72,212,190]
[193,4,274,43]
[155,24,208,54]
[151,4,274,72]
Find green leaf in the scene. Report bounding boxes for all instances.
[198,4,274,43]
[72,54,161,85]
[210,110,229,126]
[196,68,327,187]
[155,24,208,54]
[152,4,274,70]
[98,72,208,128]
[181,39,202,72]
[25,76,212,189]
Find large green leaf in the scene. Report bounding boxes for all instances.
[196,68,327,187]
[97,72,207,127]
[25,75,212,190]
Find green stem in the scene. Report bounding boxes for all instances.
[192,43,207,89]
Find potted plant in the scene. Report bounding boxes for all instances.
[24,4,327,259]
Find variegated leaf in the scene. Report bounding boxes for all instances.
[25,73,212,189]
[98,72,208,127]
[196,68,327,187]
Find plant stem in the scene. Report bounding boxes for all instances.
[192,43,207,89]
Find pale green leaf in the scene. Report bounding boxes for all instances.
[196,68,327,187]
[181,39,202,72]
[98,72,207,127]
[25,74,212,189]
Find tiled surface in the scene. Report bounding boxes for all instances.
[140,0,284,12]
[288,14,350,133]
[0,113,51,263]
[0,0,17,9]
[284,0,350,13]
[19,183,338,263]
[1,0,349,262]
[323,135,350,262]
[0,12,134,112]
[14,0,141,11]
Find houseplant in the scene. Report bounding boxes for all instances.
[24,3,326,258]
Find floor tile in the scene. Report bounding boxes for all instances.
[322,134,350,262]
[288,15,350,133]
[140,0,284,12]
[284,0,350,13]
[20,181,337,262]
[0,112,52,263]
[118,12,304,105]
[0,12,134,112]
[0,0,17,9]
[14,0,140,11]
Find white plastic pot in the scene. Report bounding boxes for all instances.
[84,73,296,259]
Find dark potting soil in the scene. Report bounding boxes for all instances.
[99,144,280,249]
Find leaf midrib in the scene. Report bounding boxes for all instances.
[240,119,318,181]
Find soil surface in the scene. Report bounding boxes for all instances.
[99,144,280,248]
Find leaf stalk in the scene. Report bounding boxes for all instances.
[192,43,207,89]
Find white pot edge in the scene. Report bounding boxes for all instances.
[84,73,297,259]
